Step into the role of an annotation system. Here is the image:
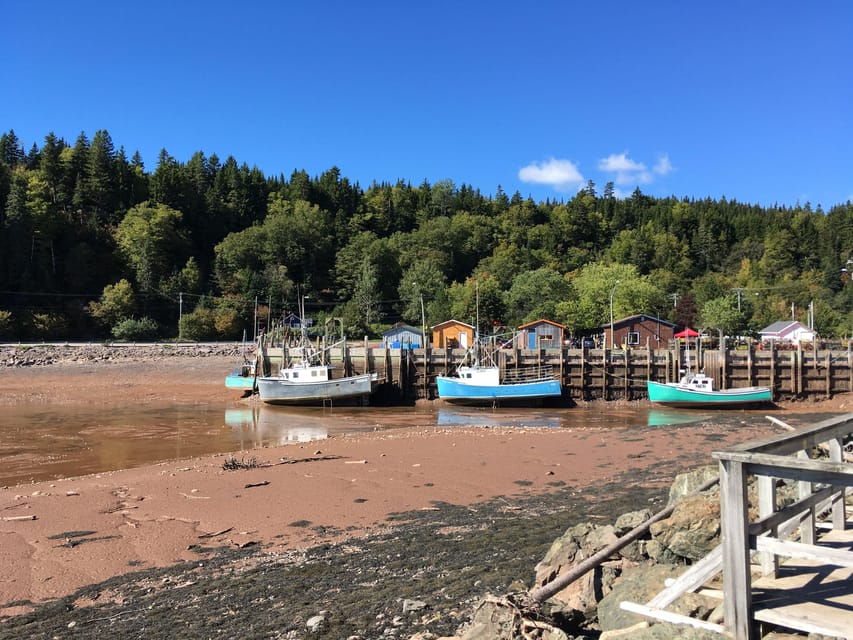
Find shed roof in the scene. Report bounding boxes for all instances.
[599,314,676,329]
[518,318,566,330]
[760,320,812,335]
[431,319,475,331]
[382,323,423,337]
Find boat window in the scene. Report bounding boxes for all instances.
[465,373,472,379]
[311,370,318,377]
[293,372,299,379]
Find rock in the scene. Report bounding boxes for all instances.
[666,467,718,505]
[402,599,427,612]
[614,509,652,535]
[306,614,326,632]
[596,564,679,631]
[649,494,720,561]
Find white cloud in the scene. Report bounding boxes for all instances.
[653,153,673,176]
[598,153,646,173]
[518,158,584,191]
[598,151,664,186]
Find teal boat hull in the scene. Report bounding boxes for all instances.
[647,380,772,408]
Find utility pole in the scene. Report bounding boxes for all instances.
[178,292,183,341]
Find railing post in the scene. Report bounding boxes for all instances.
[758,475,779,577]
[829,437,847,530]
[720,458,755,639]
[797,450,816,545]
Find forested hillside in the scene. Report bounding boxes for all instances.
[1,128,851,342]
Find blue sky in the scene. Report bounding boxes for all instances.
[6,1,852,208]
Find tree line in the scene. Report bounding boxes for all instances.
[1,128,852,343]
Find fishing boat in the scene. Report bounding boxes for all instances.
[436,282,562,405]
[436,362,562,405]
[225,359,258,394]
[256,350,378,406]
[225,332,260,395]
[255,294,380,405]
[646,372,772,408]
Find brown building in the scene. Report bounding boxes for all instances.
[601,314,675,349]
[431,320,475,349]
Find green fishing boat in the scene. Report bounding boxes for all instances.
[647,373,772,408]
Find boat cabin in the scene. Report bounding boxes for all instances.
[277,362,330,382]
[455,365,500,386]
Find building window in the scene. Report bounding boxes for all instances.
[627,332,640,346]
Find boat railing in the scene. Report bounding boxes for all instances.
[501,365,556,383]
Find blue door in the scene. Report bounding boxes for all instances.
[528,331,537,349]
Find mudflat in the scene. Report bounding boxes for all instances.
[0,353,849,638]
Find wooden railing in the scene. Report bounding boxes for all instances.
[712,414,853,638]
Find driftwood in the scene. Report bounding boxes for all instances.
[198,527,233,539]
[2,514,37,521]
[529,475,720,603]
[244,481,269,488]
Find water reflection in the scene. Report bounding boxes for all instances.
[645,409,709,427]
[225,406,329,445]
[435,408,563,429]
[0,400,785,486]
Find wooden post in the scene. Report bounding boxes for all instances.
[624,347,630,399]
[769,342,776,399]
[826,352,832,400]
[828,437,847,530]
[364,336,369,374]
[747,344,753,386]
[849,340,852,392]
[797,449,815,545]
[602,348,608,400]
[758,475,779,577]
[719,458,755,639]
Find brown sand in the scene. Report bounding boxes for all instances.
[0,356,850,617]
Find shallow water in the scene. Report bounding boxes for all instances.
[0,400,774,486]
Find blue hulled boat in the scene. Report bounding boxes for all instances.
[436,363,562,405]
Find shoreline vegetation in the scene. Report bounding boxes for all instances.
[0,344,850,638]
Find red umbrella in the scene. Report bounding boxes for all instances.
[674,327,699,338]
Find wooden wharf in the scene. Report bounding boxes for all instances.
[260,340,853,403]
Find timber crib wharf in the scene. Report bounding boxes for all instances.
[621,413,853,638]
[258,338,853,402]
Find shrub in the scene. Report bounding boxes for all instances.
[30,312,69,340]
[112,317,160,341]
[179,308,216,341]
[0,310,12,339]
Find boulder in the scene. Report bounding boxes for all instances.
[649,494,720,562]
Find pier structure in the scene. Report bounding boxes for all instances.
[259,338,853,402]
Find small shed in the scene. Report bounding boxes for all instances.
[517,319,565,350]
[431,320,475,349]
[601,314,676,348]
[759,321,815,345]
[382,323,424,349]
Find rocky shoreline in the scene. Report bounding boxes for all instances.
[0,343,245,367]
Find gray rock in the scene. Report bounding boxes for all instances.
[667,467,718,505]
[597,564,679,631]
[650,494,720,561]
[402,598,427,612]
[306,614,326,633]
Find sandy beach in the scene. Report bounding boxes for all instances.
[1,352,850,630]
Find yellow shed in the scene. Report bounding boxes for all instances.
[431,320,475,349]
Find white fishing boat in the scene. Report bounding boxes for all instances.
[256,347,378,406]
[255,296,378,405]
